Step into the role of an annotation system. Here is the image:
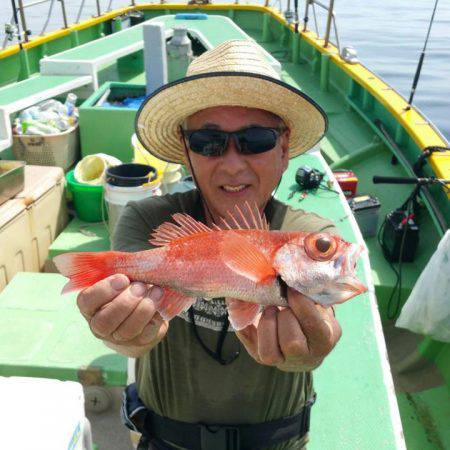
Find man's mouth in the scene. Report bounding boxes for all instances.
[221,184,249,193]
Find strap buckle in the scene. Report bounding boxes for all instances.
[200,424,240,450]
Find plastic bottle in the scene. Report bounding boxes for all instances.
[13,118,23,135]
[65,93,77,117]
[23,119,60,135]
[19,109,33,121]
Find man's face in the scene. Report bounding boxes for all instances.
[183,106,290,221]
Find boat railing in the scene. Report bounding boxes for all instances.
[2,0,138,49]
[302,0,340,51]
[2,0,341,50]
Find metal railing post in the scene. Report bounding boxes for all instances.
[95,0,101,17]
[302,0,310,32]
[17,0,29,42]
[324,0,335,47]
[59,0,69,28]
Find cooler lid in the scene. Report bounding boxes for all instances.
[0,273,127,386]
[15,165,64,204]
[0,199,26,229]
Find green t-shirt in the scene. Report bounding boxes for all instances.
[113,189,337,449]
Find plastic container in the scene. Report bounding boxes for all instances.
[0,376,93,450]
[66,170,105,222]
[12,125,80,170]
[348,195,381,237]
[74,153,122,185]
[105,163,159,236]
[0,160,25,205]
[132,133,182,192]
[0,165,67,291]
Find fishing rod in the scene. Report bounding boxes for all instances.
[405,0,440,110]
[9,0,23,49]
[375,119,449,235]
[373,175,450,187]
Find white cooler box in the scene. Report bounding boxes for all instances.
[0,376,93,450]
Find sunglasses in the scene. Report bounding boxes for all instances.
[180,126,285,157]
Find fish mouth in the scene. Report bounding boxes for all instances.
[335,276,367,303]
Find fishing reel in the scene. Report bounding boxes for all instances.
[295,166,324,190]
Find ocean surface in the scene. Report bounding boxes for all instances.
[1,0,449,141]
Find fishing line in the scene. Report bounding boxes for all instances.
[406,0,440,109]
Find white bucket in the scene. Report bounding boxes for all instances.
[104,182,161,237]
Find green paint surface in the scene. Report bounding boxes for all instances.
[0,74,82,105]
[48,217,110,259]
[397,386,450,450]
[0,272,127,385]
[50,15,250,63]
[278,154,400,449]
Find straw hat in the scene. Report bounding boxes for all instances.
[135,39,327,164]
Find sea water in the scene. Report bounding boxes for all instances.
[1,0,449,141]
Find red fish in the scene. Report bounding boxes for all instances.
[54,203,366,330]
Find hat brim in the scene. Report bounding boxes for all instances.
[135,72,328,164]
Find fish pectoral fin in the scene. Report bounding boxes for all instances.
[226,298,261,331]
[153,288,196,321]
[220,234,276,284]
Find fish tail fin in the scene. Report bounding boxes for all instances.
[53,251,123,293]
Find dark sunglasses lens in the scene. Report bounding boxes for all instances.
[239,128,278,154]
[188,130,227,156]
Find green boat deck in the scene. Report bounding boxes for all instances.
[0,5,449,450]
[0,151,406,449]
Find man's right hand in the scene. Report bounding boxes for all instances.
[77,274,168,358]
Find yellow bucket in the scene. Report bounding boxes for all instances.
[132,134,180,180]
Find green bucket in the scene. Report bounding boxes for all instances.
[66,170,106,222]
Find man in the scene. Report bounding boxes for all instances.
[77,40,342,449]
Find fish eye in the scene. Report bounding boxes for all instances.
[304,233,337,261]
[316,237,331,253]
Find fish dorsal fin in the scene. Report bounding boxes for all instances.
[149,213,212,247]
[216,201,269,231]
[220,233,276,284]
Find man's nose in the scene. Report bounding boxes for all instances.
[220,136,247,172]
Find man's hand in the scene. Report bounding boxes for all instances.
[235,288,341,371]
[77,274,168,358]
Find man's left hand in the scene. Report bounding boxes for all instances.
[235,288,342,371]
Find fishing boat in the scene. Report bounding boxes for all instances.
[0,1,449,449]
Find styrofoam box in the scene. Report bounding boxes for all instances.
[0,200,34,291]
[16,165,68,270]
[0,376,93,450]
[0,165,68,291]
